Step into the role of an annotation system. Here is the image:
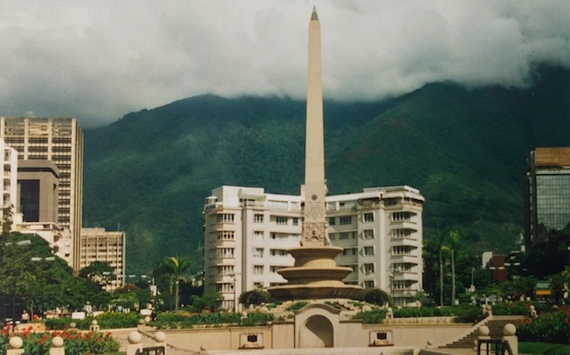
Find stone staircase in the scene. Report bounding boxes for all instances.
[439,316,523,349]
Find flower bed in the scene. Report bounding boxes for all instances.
[1,325,120,355]
[515,305,570,344]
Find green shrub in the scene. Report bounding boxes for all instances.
[355,288,390,306]
[352,309,387,324]
[492,301,549,316]
[239,312,274,326]
[285,301,308,311]
[45,312,140,330]
[393,306,454,318]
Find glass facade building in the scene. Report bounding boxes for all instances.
[524,147,570,249]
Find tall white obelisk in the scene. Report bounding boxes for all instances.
[268,7,361,300]
[301,6,329,247]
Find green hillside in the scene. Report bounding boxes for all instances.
[83,66,570,274]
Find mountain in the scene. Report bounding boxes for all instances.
[83,65,570,274]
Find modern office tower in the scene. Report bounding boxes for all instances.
[203,185,424,309]
[524,147,570,249]
[1,139,18,221]
[80,228,127,291]
[0,117,83,270]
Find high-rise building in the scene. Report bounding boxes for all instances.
[80,228,126,291]
[524,147,570,249]
[0,117,83,270]
[203,185,424,309]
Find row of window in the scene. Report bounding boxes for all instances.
[216,211,412,225]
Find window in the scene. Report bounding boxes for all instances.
[363,229,374,239]
[363,246,374,256]
[392,263,411,272]
[363,212,374,222]
[253,282,263,289]
[342,248,357,256]
[270,249,288,256]
[254,214,264,223]
[393,229,412,238]
[253,231,264,241]
[218,248,234,258]
[217,231,235,240]
[216,283,234,293]
[270,266,283,273]
[253,265,264,274]
[340,216,352,225]
[253,248,264,258]
[392,212,411,221]
[292,218,299,226]
[328,217,336,226]
[393,246,413,255]
[364,263,375,274]
[217,213,235,223]
[276,216,287,225]
[363,280,375,288]
[393,280,412,290]
[217,265,234,275]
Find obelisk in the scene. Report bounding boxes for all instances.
[301,6,329,247]
[268,7,361,300]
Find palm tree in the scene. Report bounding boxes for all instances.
[153,257,192,311]
[441,229,460,306]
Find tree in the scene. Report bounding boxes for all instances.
[153,256,192,311]
[239,289,271,308]
[191,292,223,312]
[441,229,460,305]
[355,288,390,306]
[79,261,116,288]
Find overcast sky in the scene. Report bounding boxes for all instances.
[1,1,569,128]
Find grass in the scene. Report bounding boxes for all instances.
[519,342,570,355]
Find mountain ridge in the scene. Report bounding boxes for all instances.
[83,65,570,273]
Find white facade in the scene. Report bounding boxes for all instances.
[1,139,18,216]
[203,185,424,309]
[80,227,126,291]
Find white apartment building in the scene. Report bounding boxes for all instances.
[1,117,83,270]
[203,185,424,309]
[80,228,126,291]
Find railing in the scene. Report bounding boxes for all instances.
[135,346,166,355]
[477,339,513,355]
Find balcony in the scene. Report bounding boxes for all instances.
[390,254,418,264]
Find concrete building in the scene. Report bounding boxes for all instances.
[80,228,127,291]
[524,147,570,249]
[1,139,18,224]
[203,185,424,309]
[0,117,84,270]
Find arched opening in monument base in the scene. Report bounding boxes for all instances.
[300,315,334,348]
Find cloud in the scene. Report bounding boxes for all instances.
[0,0,569,127]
